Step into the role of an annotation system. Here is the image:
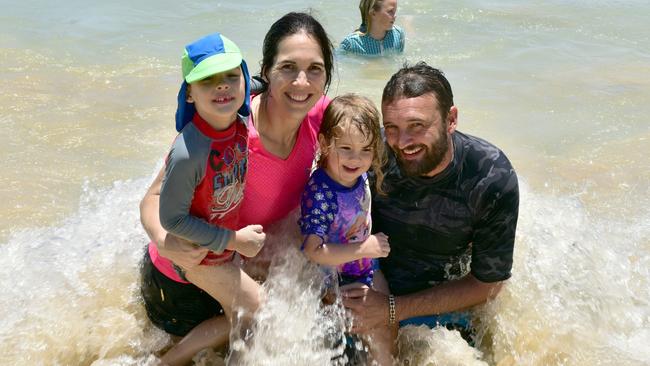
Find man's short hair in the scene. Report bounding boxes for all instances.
[382,62,454,119]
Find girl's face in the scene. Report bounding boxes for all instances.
[370,0,398,32]
[320,124,374,188]
[265,32,327,119]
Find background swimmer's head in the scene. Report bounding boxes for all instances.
[260,12,334,91]
[358,0,397,34]
[317,93,386,194]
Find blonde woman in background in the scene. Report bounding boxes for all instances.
[340,0,405,56]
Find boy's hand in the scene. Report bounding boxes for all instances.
[233,225,266,257]
[361,232,390,259]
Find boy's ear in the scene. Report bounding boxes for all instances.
[186,85,194,103]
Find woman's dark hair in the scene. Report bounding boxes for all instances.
[260,12,334,90]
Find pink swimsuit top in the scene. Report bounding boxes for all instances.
[150,95,329,283]
[239,95,329,227]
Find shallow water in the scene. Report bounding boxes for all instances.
[0,0,648,365]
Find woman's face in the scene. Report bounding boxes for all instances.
[370,0,398,32]
[265,32,327,118]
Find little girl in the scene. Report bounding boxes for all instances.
[298,93,392,365]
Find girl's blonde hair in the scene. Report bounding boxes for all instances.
[357,0,385,34]
[318,93,386,194]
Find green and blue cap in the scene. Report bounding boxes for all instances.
[176,32,251,132]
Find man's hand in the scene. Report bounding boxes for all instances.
[360,232,391,259]
[342,284,391,334]
[157,233,208,270]
[233,225,266,257]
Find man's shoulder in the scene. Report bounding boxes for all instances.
[455,131,519,206]
[456,131,515,175]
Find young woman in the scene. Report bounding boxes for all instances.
[340,0,405,56]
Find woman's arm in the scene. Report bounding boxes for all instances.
[140,167,167,246]
[140,167,209,269]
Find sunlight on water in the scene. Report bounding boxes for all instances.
[233,249,346,365]
[0,177,168,365]
[477,182,650,366]
[1,175,646,364]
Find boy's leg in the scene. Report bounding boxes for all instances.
[140,250,230,365]
[159,316,230,366]
[184,262,261,321]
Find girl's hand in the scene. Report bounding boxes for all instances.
[233,225,266,257]
[361,233,390,258]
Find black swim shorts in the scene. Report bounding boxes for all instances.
[140,249,225,337]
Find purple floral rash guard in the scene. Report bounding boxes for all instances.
[299,168,373,279]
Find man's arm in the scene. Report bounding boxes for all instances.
[342,274,504,333]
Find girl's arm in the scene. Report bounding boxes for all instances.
[303,232,390,266]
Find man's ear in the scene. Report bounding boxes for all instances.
[186,85,194,103]
[446,106,458,134]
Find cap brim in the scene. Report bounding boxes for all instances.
[185,53,242,83]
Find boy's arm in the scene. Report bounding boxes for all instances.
[159,135,233,253]
[303,233,390,266]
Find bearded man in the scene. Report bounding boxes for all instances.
[343,62,519,357]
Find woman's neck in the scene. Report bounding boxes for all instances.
[368,25,388,40]
[253,95,304,159]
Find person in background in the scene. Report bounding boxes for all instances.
[340,0,405,56]
[343,62,519,359]
[140,12,334,366]
[298,93,392,365]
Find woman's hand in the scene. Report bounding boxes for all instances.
[157,234,208,270]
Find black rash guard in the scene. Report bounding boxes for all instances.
[371,131,519,296]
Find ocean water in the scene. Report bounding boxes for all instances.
[0,0,648,365]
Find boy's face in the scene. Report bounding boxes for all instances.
[187,66,245,127]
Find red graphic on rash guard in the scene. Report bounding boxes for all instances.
[208,134,248,221]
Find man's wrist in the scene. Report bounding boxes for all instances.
[388,294,396,325]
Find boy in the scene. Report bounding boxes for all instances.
[158,32,265,310]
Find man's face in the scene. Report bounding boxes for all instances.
[382,94,455,177]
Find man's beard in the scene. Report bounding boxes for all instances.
[394,131,449,177]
